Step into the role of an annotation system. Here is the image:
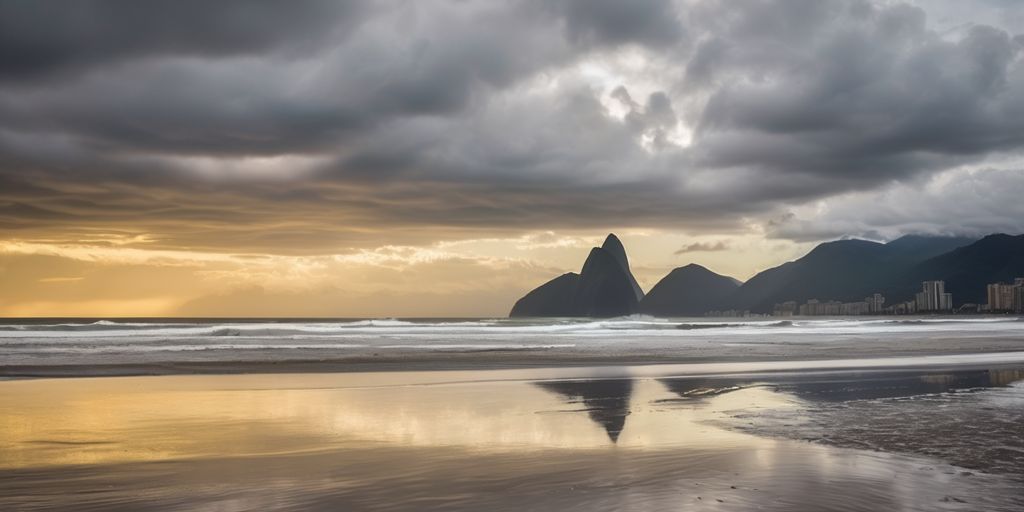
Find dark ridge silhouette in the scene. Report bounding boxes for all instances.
[898,234,1024,304]
[883,234,981,260]
[728,235,978,313]
[536,379,633,442]
[639,263,740,316]
[509,234,643,317]
[510,232,1011,317]
[508,273,579,317]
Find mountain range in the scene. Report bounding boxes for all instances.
[509,233,1024,317]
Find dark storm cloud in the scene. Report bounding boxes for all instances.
[690,4,1024,178]
[0,0,361,82]
[0,2,573,158]
[554,0,686,48]
[1,0,1023,252]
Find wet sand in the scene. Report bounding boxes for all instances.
[2,359,1024,511]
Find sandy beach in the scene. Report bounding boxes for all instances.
[2,355,1024,510]
[3,317,1024,510]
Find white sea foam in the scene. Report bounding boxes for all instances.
[1,316,1021,340]
[2,316,1023,367]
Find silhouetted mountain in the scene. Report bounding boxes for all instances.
[510,234,643,317]
[572,246,642,317]
[511,232,1008,317]
[897,234,1024,304]
[883,235,979,262]
[729,235,978,313]
[508,273,579,317]
[600,233,644,302]
[730,239,890,313]
[639,264,740,316]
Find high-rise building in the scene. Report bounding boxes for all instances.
[865,293,885,314]
[773,301,798,317]
[891,300,917,315]
[916,281,952,312]
[1014,278,1024,314]
[987,282,1018,312]
[799,299,819,316]
[841,301,870,315]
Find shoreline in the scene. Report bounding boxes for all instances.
[6,346,1024,379]
[4,357,1024,511]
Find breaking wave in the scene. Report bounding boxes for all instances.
[2,315,1022,339]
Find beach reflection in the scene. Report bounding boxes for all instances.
[0,373,773,470]
[658,367,1024,403]
[2,367,1023,511]
[535,379,633,442]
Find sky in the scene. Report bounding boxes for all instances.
[1,0,1023,317]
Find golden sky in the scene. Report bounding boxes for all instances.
[0,231,813,317]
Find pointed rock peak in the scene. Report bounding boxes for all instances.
[595,233,644,302]
[579,247,606,274]
[601,233,628,268]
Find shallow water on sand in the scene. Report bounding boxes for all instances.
[1,362,1023,511]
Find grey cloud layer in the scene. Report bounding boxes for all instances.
[0,0,361,82]
[1,0,1022,251]
[674,241,729,254]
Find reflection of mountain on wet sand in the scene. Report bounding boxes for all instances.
[535,379,632,442]
[779,369,1024,402]
[660,368,1024,403]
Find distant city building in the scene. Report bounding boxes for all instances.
[772,301,798,317]
[866,293,885,314]
[799,299,844,316]
[889,300,917,315]
[987,283,1015,311]
[841,301,870,315]
[987,278,1024,313]
[785,296,882,316]
[704,309,761,318]
[916,280,952,312]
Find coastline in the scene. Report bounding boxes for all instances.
[6,344,1024,379]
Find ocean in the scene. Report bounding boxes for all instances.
[2,316,1023,369]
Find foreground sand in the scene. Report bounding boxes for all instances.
[2,356,1024,511]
